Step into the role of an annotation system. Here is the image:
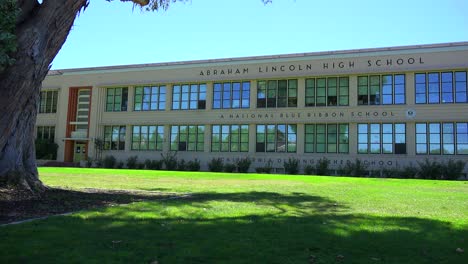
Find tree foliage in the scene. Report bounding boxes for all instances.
[0,0,18,72]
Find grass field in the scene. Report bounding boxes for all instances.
[1,167,467,263]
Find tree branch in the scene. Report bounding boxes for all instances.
[17,0,39,24]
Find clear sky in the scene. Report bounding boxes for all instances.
[51,0,468,70]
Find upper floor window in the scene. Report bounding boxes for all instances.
[415,71,467,104]
[131,125,164,151]
[106,87,128,112]
[36,126,55,141]
[211,125,249,152]
[257,80,297,108]
[134,86,166,111]
[39,90,58,113]
[305,124,349,153]
[172,84,206,110]
[213,81,250,109]
[358,123,406,154]
[170,125,205,151]
[416,122,468,155]
[358,74,405,105]
[104,125,126,150]
[306,77,349,107]
[256,124,297,152]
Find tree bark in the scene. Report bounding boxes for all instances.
[0,0,88,195]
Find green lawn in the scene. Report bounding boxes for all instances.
[1,167,467,263]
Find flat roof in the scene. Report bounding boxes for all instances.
[48,41,468,76]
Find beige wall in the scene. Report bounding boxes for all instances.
[37,43,468,172]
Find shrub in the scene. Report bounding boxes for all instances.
[224,163,236,173]
[256,161,273,174]
[35,139,58,160]
[236,157,251,173]
[126,156,139,169]
[208,158,224,172]
[342,159,368,177]
[369,169,381,178]
[283,158,300,174]
[116,161,124,169]
[304,165,315,175]
[417,159,441,179]
[441,159,466,180]
[161,152,178,170]
[85,157,93,168]
[145,159,163,170]
[400,165,418,179]
[315,158,330,176]
[103,155,117,168]
[95,158,103,168]
[382,167,401,178]
[177,159,187,171]
[187,159,201,171]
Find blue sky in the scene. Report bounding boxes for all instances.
[51,0,468,69]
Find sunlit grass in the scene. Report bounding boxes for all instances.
[0,167,467,263]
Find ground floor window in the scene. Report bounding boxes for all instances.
[416,122,468,155]
[170,125,205,151]
[131,125,164,151]
[358,123,406,154]
[256,124,297,152]
[211,125,249,152]
[305,124,349,153]
[36,126,55,140]
[104,125,126,150]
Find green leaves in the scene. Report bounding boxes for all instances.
[0,0,18,72]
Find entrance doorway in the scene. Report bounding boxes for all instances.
[73,142,87,163]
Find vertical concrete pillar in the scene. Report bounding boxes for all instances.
[205,82,213,110]
[348,75,358,107]
[297,77,305,108]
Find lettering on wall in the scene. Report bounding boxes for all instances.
[219,111,396,120]
[218,156,399,168]
[199,57,425,76]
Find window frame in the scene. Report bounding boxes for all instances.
[172,83,206,110]
[305,77,349,107]
[256,79,298,108]
[105,87,128,112]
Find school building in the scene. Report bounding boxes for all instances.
[37,42,468,172]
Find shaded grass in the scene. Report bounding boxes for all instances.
[0,167,467,263]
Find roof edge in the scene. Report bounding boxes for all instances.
[48,41,468,76]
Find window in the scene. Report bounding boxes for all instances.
[104,125,126,150]
[358,123,406,154]
[39,90,58,113]
[358,74,405,105]
[305,77,349,107]
[416,122,468,155]
[134,86,166,111]
[211,125,249,152]
[170,125,204,151]
[36,126,55,141]
[131,125,164,151]
[256,124,296,152]
[106,87,128,112]
[172,84,206,110]
[305,124,349,153]
[415,71,467,104]
[213,81,250,109]
[257,80,297,108]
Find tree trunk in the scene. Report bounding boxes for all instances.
[0,0,88,195]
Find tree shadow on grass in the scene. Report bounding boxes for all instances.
[0,191,467,264]
[0,187,179,224]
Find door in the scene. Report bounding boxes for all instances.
[73,143,86,163]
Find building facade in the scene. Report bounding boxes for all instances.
[38,42,468,173]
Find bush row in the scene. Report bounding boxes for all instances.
[285,158,467,180]
[86,154,466,180]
